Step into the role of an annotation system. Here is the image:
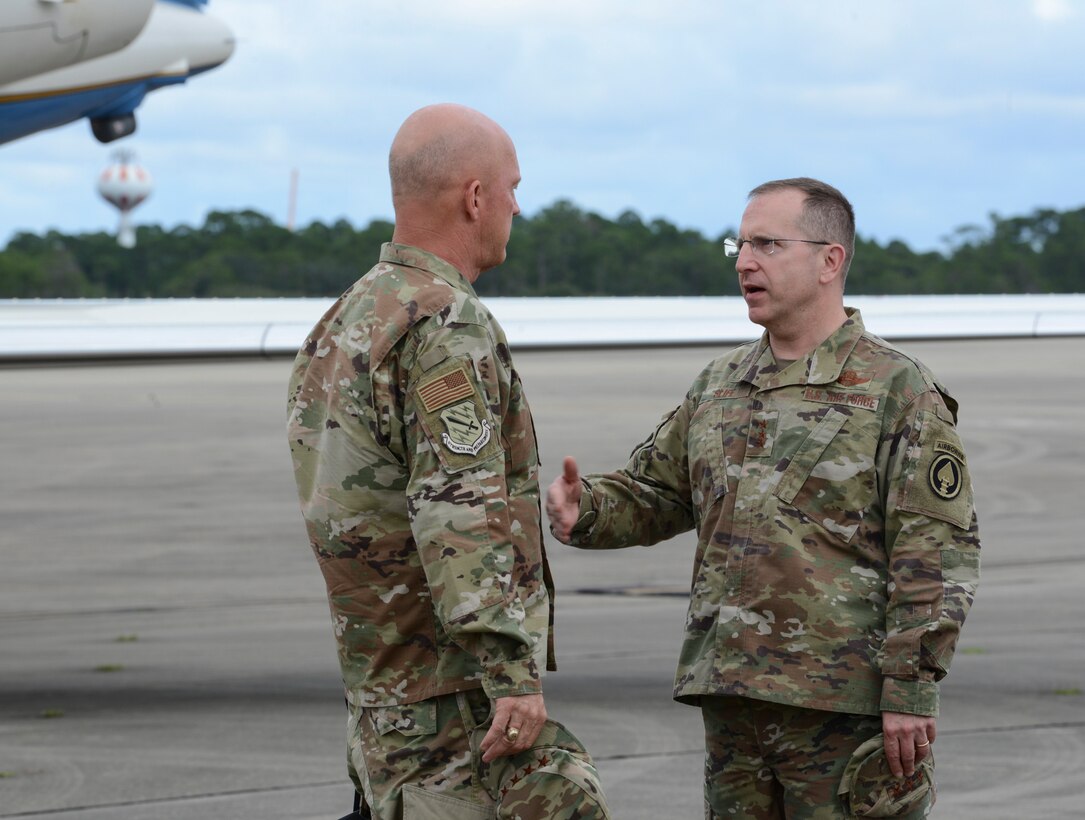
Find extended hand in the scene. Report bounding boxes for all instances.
[546,456,582,543]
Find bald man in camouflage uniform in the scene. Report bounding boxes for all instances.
[548,178,980,819]
[288,104,609,820]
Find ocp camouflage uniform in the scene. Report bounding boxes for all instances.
[350,688,608,819]
[565,309,979,817]
[288,243,608,819]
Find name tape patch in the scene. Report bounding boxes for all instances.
[803,387,881,412]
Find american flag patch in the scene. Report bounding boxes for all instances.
[418,367,474,412]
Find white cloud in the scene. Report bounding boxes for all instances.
[1033,0,1075,22]
[2,0,1085,252]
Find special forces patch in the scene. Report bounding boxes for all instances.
[899,411,973,529]
[928,441,964,500]
[414,358,502,472]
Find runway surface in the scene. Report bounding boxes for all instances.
[2,337,1084,819]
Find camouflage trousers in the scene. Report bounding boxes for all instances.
[702,696,930,820]
[347,687,610,819]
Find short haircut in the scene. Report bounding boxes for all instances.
[749,177,855,280]
[389,134,456,202]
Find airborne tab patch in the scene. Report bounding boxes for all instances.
[934,439,966,462]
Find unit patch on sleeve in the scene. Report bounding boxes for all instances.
[928,441,964,500]
[899,411,973,529]
[439,400,492,455]
[413,358,502,473]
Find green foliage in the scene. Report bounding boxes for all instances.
[477,203,740,297]
[2,202,1082,298]
[1,232,105,297]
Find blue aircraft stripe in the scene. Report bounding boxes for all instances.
[160,0,210,9]
[0,78,179,144]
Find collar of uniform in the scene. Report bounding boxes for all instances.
[379,242,478,297]
[737,307,867,390]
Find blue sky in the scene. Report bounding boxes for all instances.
[2,0,1083,254]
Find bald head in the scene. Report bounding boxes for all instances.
[389,104,513,206]
[388,104,521,280]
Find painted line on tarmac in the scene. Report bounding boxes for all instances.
[939,719,1085,737]
[0,780,343,818]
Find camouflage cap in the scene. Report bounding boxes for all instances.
[838,734,936,818]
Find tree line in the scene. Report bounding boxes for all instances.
[1,199,1082,299]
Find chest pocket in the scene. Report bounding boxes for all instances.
[773,407,877,543]
[689,400,732,509]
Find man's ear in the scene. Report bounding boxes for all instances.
[819,244,847,286]
[463,179,482,221]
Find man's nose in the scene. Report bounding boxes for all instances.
[735,243,758,271]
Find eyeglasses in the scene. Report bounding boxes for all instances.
[722,236,831,257]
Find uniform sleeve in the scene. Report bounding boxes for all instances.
[403,324,542,699]
[566,399,697,549]
[877,392,981,716]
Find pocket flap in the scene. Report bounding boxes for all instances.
[368,700,438,737]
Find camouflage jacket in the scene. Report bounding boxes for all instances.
[568,309,980,717]
[287,243,555,708]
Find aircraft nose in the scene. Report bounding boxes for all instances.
[190,12,235,70]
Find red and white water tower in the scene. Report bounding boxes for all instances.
[97,150,153,248]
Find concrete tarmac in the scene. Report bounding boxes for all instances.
[2,337,1084,819]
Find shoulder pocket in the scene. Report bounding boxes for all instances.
[413,357,503,474]
[898,410,974,529]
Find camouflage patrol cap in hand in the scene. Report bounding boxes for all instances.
[838,734,935,818]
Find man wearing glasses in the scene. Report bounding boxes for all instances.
[547,178,980,818]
